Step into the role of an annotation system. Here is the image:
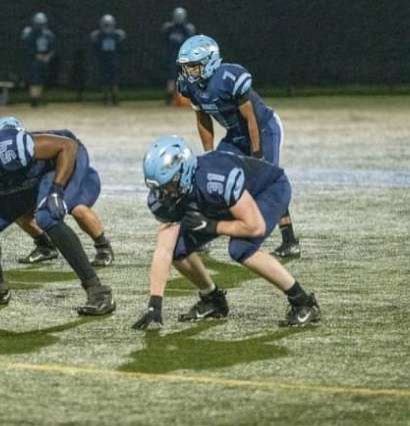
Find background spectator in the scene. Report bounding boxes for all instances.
[90,14,126,106]
[161,7,195,105]
[21,12,56,107]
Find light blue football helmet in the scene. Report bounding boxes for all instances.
[143,135,197,198]
[177,35,222,83]
[0,116,24,130]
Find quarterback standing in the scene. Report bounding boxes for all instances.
[177,35,300,258]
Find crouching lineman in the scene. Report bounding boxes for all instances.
[0,117,115,314]
[15,128,114,267]
[133,136,320,330]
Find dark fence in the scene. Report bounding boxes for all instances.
[1,0,409,88]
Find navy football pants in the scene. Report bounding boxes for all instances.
[173,174,291,263]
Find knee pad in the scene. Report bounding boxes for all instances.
[35,208,58,232]
[228,240,258,264]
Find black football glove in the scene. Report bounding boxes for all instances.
[182,210,218,235]
[252,148,264,159]
[132,296,163,330]
[47,183,67,221]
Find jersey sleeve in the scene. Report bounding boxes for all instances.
[186,23,196,36]
[90,30,99,43]
[221,64,253,102]
[21,26,32,41]
[116,29,126,42]
[0,129,35,171]
[201,155,246,208]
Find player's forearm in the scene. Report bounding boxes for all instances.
[54,140,78,186]
[216,219,265,238]
[248,118,261,155]
[0,246,4,285]
[196,113,214,151]
[149,248,173,297]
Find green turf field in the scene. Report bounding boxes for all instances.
[0,96,409,425]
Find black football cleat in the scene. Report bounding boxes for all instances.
[18,245,59,264]
[91,241,114,267]
[279,293,321,327]
[272,240,301,259]
[0,289,11,305]
[76,285,116,316]
[178,288,229,322]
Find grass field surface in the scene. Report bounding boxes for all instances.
[0,96,409,425]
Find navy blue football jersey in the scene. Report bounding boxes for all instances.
[147,151,284,223]
[91,29,126,58]
[178,64,273,144]
[0,128,54,195]
[21,27,55,56]
[162,22,195,56]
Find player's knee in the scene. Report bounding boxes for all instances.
[71,205,88,221]
[35,209,58,231]
[228,241,257,264]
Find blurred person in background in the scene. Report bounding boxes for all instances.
[90,14,126,105]
[162,7,195,105]
[21,12,56,107]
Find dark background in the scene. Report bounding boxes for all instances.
[1,0,409,89]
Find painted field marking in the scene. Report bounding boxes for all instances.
[1,362,409,398]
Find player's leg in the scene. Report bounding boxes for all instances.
[16,213,58,264]
[71,164,114,267]
[173,231,229,321]
[71,205,114,267]
[228,176,319,326]
[0,189,38,305]
[262,112,300,258]
[0,245,11,305]
[35,152,115,315]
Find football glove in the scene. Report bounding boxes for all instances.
[133,296,163,330]
[252,148,264,159]
[47,183,67,221]
[182,210,218,235]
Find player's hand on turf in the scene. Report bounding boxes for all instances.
[47,183,67,220]
[182,210,218,234]
[132,296,163,330]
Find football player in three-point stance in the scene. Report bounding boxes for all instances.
[177,35,300,259]
[15,128,114,267]
[133,136,320,330]
[0,117,115,315]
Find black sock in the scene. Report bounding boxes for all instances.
[285,281,309,305]
[46,222,100,289]
[93,232,109,247]
[149,295,163,310]
[34,233,54,248]
[279,210,297,244]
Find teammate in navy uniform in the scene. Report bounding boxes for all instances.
[90,15,126,105]
[162,7,195,104]
[0,117,115,315]
[21,12,56,107]
[177,35,300,259]
[133,136,320,329]
[15,128,114,267]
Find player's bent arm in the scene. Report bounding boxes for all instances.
[217,190,266,238]
[239,100,262,157]
[33,134,78,187]
[149,223,181,297]
[195,110,214,151]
